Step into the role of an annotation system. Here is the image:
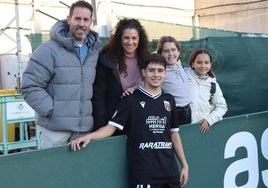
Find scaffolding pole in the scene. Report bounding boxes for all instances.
[14,0,22,93]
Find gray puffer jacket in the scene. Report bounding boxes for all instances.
[21,20,101,132]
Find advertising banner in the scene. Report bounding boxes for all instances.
[0,111,267,188]
[180,111,268,187]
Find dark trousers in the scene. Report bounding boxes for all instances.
[131,181,181,188]
[175,104,191,126]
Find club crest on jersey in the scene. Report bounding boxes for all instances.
[140,101,145,108]
[163,101,171,111]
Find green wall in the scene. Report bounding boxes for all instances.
[27,35,268,117]
[0,111,267,188]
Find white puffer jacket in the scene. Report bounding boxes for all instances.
[185,68,227,126]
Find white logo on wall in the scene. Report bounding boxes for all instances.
[224,129,268,188]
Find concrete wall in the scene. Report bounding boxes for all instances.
[194,0,268,34]
[1,0,267,56]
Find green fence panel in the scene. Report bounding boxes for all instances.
[0,136,128,188]
[0,111,267,188]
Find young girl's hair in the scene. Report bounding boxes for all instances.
[156,36,181,54]
[189,48,215,78]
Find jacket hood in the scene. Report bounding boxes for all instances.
[50,19,99,51]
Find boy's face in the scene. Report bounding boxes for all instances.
[141,62,166,89]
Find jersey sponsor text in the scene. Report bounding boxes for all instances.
[139,142,172,150]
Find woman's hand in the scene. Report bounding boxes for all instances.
[122,87,135,97]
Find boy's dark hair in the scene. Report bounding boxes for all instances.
[69,1,93,18]
[141,53,167,69]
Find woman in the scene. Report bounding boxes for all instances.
[93,18,150,133]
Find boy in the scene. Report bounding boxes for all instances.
[70,53,189,188]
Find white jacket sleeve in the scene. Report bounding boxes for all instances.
[205,82,228,126]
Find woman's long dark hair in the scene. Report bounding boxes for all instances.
[102,18,150,73]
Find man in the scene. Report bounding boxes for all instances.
[70,53,189,188]
[21,1,101,148]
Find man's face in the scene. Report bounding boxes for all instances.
[142,63,166,89]
[67,7,92,44]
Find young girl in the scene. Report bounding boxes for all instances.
[185,48,227,133]
[157,36,191,126]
